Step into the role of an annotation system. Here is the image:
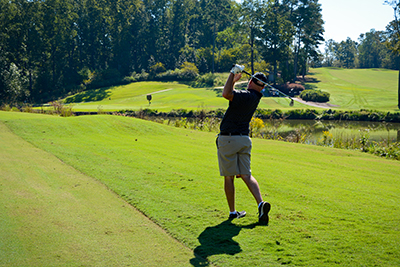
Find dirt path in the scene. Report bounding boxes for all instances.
[216,83,339,109]
[293,97,339,109]
[149,88,173,94]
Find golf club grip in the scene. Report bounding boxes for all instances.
[242,69,252,76]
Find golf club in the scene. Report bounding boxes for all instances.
[240,68,294,107]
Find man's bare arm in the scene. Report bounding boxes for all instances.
[222,73,241,101]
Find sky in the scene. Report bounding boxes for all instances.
[318,0,395,49]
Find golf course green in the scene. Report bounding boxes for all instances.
[307,68,398,110]
[1,111,399,266]
[62,67,399,112]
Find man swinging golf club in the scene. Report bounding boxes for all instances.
[217,64,271,224]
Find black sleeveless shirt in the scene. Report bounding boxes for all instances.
[219,89,263,135]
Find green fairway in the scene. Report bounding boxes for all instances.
[306,68,398,111]
[0,113,196,266]
[64,80,310,112]
[1,111,399,266]
[60,68,399,113]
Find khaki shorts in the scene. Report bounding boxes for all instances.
[217,135,252,176]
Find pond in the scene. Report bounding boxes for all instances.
[145,115,400,144]
[262,119,400,144]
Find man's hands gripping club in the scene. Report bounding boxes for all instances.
[223,65,244,101]
[230,64,245,74]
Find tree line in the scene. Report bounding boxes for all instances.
[319,29,400,69]
[0,0,398,106]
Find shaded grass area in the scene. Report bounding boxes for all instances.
[64,87,112,103]
[2,112,400,266]
[0,114,197,267]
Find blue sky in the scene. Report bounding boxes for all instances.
[319,0,394,48]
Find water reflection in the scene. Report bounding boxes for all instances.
[262,120,400,143]
[145,116,400,144]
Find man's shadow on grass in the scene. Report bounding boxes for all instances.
[190,220,261,266]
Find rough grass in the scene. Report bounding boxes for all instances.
[2,111,399,266]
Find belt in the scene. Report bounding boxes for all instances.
[219,132,248,136]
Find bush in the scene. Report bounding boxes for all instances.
[122,76,137,84]
[49,101,74,117]
[132,70,149,81]
[190,73,217,87]
[179,62,199,80]
[286,109,318,120]
[156,70,180,81]
[117,109,400,123]
[150,62,166,75]
[300,89,330,103]
[318,109,400,122]
[154,62,199,82]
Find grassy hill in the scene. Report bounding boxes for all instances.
[1,111,399,266]
[61,68,399,112]
[64,80,309,112]
[306,68,398,111]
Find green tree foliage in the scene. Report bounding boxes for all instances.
[238,0,263,74]
[1,0,399,106]
[324,31,399,70]
[335,38,359,68]
[258,0,294,81]
[201,0,234,72]
[290,0,324,80]
[358,29,390,68]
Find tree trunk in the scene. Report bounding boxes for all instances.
[293,32,301,82]
[212,22,216,73]
[398,68,400,109]
[250,27,254,75]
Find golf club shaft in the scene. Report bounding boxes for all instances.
[241,69,293,101]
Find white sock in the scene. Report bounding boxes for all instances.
[229,211,237,215]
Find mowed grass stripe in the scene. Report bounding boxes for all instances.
[2,112,400,266]
[308,68,398,110]
[0,116,197,266]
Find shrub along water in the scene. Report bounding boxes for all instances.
[315,129,400,160]
[115,108,400,122]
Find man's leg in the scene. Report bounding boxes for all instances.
[241,174,271,224]
[224,176,235,212]
[240,174,263,205]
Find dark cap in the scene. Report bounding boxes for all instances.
[251,72,267,87]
